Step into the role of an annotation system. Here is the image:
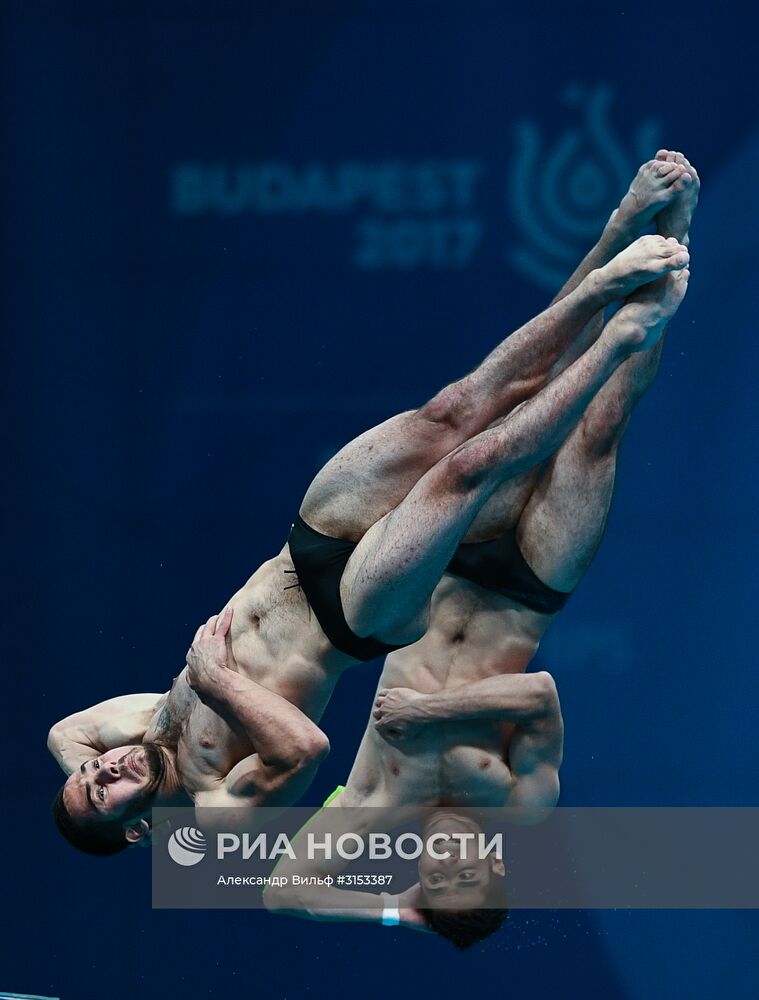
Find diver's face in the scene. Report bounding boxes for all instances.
[62,745,163,823]
[419,812,502,909]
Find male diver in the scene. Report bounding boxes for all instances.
[263,151,700,946]
[48,152,697,857]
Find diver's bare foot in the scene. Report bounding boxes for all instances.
[611,159,692,238]
[593,234,689,303]
[606,267,690,354]
[654,149,700,244]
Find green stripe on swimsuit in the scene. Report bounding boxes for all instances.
[322,784,345,806]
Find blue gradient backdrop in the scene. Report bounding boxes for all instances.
[4,3,759,999]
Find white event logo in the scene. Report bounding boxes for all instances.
[167,826,207,866]
[508,84,662,289]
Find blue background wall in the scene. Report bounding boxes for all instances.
[4,2,759,998]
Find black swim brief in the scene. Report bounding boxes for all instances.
[447,531,571,615]
[287,515,408,662]
[287,515,571,662]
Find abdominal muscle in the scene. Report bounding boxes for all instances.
[223,546,352,719]
[146,546,348,797]
[343,575,555,808]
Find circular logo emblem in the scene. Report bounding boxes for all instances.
[167,826,207,866]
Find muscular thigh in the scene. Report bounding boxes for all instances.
[458,406,540,542]
[516,427,619,592]
[299,409,464,540]
[461,469,539,541]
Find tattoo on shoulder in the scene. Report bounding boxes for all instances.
[152,705,181,744]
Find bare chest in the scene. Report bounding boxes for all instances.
[436,737,515,806]
[178,705,253,794]
[354,719,515,808]
[147,673,252,796]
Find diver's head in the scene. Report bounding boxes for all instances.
[417,810,509,948]
[52,744,166,856]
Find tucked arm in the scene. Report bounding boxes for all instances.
[505,675,564,822]
[195,670,330,808]
[373,672,563,821]
[187,610,330,812]
[264,802,428,929]
[373,671,560,738]
[47,693,166,776]
[265,879,427,929]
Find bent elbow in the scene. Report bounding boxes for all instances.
[47,724,63,755]
[311,731,331,762]
[262,882,285,913]
[533,671,559,712]
[293,730,330,770]
[263,881,302,915]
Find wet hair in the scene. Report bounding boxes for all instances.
[418,875,509,949]
[51,743,165,857]
[419,905,510,950]
[51,786,130,857]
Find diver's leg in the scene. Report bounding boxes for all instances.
[300,237,688,540]
[516,332,666,591]
[654,150,700,245]
[513,152,700,589]
[445,154,698,544]
[551,157,693,304]
[543,156,693,378]
[340,269,688,643]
